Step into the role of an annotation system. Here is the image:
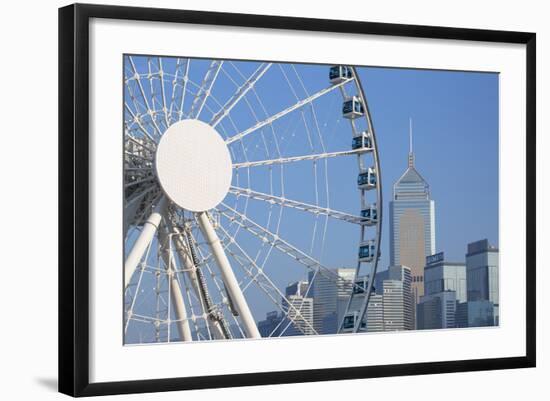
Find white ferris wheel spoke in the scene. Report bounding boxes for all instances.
[128,56,165,138]
[168,58,189,124]
[210,62,272,128]
[219,202,370,295]
[187,60,223,120]
[288,64,331,255]
[274,269,318,337]
[225,61,284,160]
[124,176,155,189]
[124,132,156,153]
[231,252,318,337]
[274,64,324,256]
[217,202,357,290]
[124,103,158,144]
[215,223,318,336]
[225,78,353,145]
[124,185,156,209]
[231,147,369,169]
[228,186,364,225]
[157,57,170,128]
[180,59,191,121]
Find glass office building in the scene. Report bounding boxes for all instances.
[389,141,436,305]
[455,300,495,328]
[417,290,457,330]
[308,268,355,334]
[283,280,314,336]
[258,311,283,337]
[466,239,499,325]
[424,252,467,303]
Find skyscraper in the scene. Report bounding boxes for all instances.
[386,265,415,330]
[284,295,314,336]
[389,121,436,305]
[378,265,414,331]
[283,280,314,336]
[455,300,494,328]
[308,268,355,334]
[342,267,414,332]
[366,293,384,332]
[466,239,499,325]
[258,311,283,337]
[424,252,467,303]
[417,290,457,330]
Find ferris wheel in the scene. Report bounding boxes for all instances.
[123,55,382,343]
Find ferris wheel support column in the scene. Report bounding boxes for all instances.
[124,196,168,289]
[196,211,261,339]
[170,225,227,340]
[158,225,193,342]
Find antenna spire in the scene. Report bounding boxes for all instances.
[408,117,414,167]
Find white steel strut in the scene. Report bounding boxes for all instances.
[210,63,272,127]
[215,224,319,336]
[225,78,353,145]
[217,202,363,292]
[127,56,164,138]
[124,197,167,289]
[170,224,228,340]
[228,186,364,225]
[158,224,193,342]
[168,58,190,124]
[196,211,261,338]
[231,148,370,170]
[188,60,223,120]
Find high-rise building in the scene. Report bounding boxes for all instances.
[417,290,457,330]
[308,268,355,334]
[380,265,414,330]
[341,267,414,332]
[283,281,314,336]
[284,295,314,336]
[382,276,415,331]
[285,280,309,298]
[374,268,389,295]
[258,311,283,337]
[466,239,499,325]
[389,123,436,305]
[366,293,384,332]
[425,252,467,303]
[455,300,495,328]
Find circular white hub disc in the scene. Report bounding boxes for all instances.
[155,119,232,212]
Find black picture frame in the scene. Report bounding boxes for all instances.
[59,3,536,397]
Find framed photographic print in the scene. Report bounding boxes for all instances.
[58,3,536,397]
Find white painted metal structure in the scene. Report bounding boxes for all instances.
[124,56,382,343]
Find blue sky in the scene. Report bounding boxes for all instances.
[363,67,499,267]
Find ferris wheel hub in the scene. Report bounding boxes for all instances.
[155,119,232,212]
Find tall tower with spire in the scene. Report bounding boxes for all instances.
[389,119,436,313]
